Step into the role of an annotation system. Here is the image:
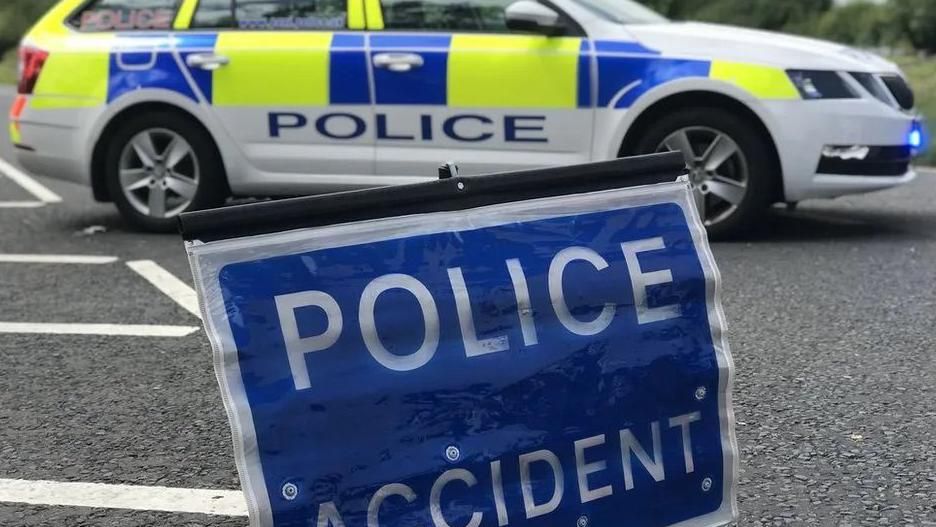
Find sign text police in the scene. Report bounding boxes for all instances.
[277,238,678,391]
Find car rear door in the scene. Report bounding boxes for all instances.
[187,0,375,188]
[363,0,593,178]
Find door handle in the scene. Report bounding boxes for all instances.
[186,53,230,71]
[372,53,424,73]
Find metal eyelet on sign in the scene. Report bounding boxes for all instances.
[457,182,466,191]
[577,515,589,527]
[282,482,299,500]
[701,477,713,492]
[445,445,461,462]
[695,386,707,401]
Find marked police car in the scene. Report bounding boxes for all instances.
[10,0,924,234]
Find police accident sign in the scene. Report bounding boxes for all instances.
[186,177,737,527]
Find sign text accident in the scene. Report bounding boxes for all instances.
[186,179,737,527]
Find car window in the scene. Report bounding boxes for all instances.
[192,0,348,29]
[380,0,514,32]
[191,0,236,28]
[238,0,348,29]
[71,0,180,31]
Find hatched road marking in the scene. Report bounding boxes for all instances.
[127,260,202,319]
[0,157,61,205]
[0,478,247,517]
[0,254,119,264]
[0,322,199,337]
[0,201,44,208]
[0,256,202,337]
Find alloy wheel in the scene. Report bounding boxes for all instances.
[118,128,200,220]
[656,126,750,227]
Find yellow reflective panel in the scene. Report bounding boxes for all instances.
[364,0,384,30]
[32,34,114,110]
[448,35,580,109]
[175,0,199,29]
[28,0,85,39]
[348,0,366,29]
[214,32,333,107]
[710,61,800,100]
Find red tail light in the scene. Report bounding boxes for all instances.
[18,45,49,95]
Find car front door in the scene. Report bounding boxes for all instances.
[364,0,593,178]
[187,0,375,190]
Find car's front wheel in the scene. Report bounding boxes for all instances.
[105,112,227,232]
[627,107,776,238]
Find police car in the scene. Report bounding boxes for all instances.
[10,0,923,235]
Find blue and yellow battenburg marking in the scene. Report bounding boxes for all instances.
[29,28,799,111]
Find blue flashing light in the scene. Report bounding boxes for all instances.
[909,128,922,149]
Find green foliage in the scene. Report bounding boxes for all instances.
[641,0,832,31]
[639,0,934,53]
[814,2,896,48]
[0,0,56,56]
[891,0,936,53]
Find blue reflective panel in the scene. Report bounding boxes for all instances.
[578,40,592,108]
[331,33,370,105]
[597,56,710,108]
[177,33,218,102]
[370,34,450,105]
[109,51,199,103]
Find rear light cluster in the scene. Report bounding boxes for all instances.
[18,45,49,95]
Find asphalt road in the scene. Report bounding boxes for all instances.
[0,87,934,526]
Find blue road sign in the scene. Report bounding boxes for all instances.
[188,182,737,527]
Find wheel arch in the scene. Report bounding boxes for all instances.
[618,90,786,203]
[90,101,228,202]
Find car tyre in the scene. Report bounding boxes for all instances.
[626,106,776,239]
[105,111,228,233]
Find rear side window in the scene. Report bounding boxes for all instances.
[380,0,513,32]
[192,0,348,29]
[192,0,236,28]
[72,0,181,31]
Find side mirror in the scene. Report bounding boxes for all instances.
[505,0,564,36]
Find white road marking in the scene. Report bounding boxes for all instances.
[126,260,201,319]
[0,322,199,337]
[0,158,62,204]
[0,479,247,517]
[0,201,44,209]
[0,254,118,265]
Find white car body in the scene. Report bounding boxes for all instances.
[12,0,921,215]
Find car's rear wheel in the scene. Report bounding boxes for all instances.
[627,107,775,238]
[105,112,227,232]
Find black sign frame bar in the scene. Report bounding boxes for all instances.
[179,152,686,242]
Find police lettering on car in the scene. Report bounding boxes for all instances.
[268,112,549,143]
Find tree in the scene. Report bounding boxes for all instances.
[641,0,833,31]
[892,0,936,53]
[0,0,56,57]
[815,2,895,48]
